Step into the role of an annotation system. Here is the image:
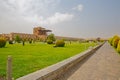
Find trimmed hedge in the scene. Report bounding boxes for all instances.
[0,37,7,48]
[47,39,53,44]
[117,40,120,53]
[109,38,113,45]
[9,40,13,44]
[55,40,65,47]
[109,35,120,53]
[112,36,119,48]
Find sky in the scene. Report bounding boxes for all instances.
[0,0,120,38]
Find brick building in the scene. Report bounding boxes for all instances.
[0,27,51,41]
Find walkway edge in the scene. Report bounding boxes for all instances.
[16,43,104,80]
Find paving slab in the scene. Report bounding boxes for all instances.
[59,42,120,80]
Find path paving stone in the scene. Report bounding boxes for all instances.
[59,42,120,80]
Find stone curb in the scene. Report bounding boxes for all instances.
[17,43,104,80]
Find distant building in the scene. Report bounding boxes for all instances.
[33,27,51,36]
[0,27,51,41]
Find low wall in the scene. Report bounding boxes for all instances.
[17,43,104,80]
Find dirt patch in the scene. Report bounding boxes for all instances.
[0,76,5,80]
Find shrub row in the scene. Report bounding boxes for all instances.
[109,35,120,53]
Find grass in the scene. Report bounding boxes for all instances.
[0,41,97,79]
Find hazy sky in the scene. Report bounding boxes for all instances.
[0,0,120,38]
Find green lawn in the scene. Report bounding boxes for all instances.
[0,42,97,79]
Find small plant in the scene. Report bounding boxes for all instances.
[55,40,65,47]
[9,40,13,44]
[47,39,53,44]
[0,37,7,48]
[117,40,120,53]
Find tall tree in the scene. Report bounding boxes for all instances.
[46,34,56,44]
[15,35,21,43]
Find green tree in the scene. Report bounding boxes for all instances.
[0,37,6,48]
[96,37,101,42]
[46,34,56,44]
[15,35,21,43]
[47,34,55,41]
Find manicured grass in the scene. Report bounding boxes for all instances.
[0,42,97,79]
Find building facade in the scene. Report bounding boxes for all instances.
[0,27,51,41]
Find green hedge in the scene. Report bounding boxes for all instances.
[117,40,120,53]
[109,35,120,53]
[112,36,119,48]
[109,38,113,45]
[55,40,65,47]
[0,37,7,48]
[47,39,53,44]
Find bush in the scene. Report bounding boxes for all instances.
[0,37,7,48]
[112,35,119,48]
[15,35,21,43]
[109,38,113,45]
[9,40,13,44]
[46,34,55,44]
[55,40,65,47]
[47,39,53,44]
[29,40,32,44]
[117,40,120,53]
[47,34,56,41]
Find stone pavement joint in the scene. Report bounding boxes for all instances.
[58,42,120,80]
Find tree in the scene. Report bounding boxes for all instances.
[96,37,101,42]
[0,37,6,48]
[46,34,56,44]
[22,40,25,46]
[47,34,55,41]
[15,35,21,43]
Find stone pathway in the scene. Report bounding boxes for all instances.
[59,42,120,80]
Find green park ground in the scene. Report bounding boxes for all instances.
[0,42,97,79]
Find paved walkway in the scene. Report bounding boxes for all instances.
[59,42,120,80]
